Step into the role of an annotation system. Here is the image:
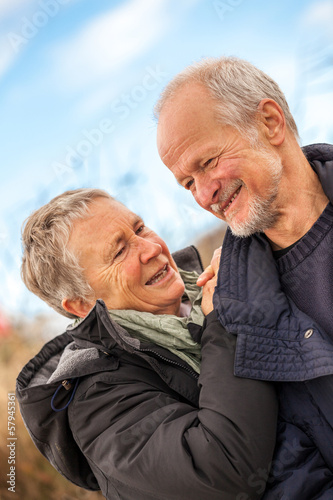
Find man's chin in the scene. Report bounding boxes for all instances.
[229,224,254,238]
[228,213,276,238]
[227,213,259,238]
[209,210,249,236]
[210,207,262,237]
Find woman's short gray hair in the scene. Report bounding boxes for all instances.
[21,188,114,319]
[154,56,299,142]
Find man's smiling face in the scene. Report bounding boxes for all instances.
[67,197,185,316]
[157,82,283,237]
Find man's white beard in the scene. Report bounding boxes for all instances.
[228,184,280,237]
[212,148,283,238]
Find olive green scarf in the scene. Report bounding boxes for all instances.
[109,269,203,373]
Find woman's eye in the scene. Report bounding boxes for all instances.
[185,179,194,190]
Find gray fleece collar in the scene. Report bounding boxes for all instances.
[47,342,100,384]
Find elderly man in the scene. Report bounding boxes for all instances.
[17,188,277,500]
[156,57,333,498]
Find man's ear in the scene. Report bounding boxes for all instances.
[62,297,94,318]
[257,99,286,146]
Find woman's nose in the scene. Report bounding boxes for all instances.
[139,239,162,264]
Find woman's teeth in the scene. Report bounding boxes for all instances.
[146,265,168,285]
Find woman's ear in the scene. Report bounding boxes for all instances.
[257,99,286,146]
[62,297,93,318]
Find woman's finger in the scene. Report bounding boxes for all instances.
[196,265,214,287]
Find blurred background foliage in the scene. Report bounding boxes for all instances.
[0,328,103,499]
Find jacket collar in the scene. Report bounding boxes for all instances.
[303,143,333,202]
[214,143,333,382]
[68,299,141,353]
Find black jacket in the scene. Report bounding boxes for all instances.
[17,246,277,500]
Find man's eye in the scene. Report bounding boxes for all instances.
[136,225,145,234]
[185,179,194,190]
[205,158,214,167]
[114,247,125,259]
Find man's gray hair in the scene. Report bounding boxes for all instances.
[21,188,114,319]
[154,56,299,142]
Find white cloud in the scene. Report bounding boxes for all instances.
[0,0,33,18]
[263,56,333,143]
[301,0,333,39]
[50,0,169,90]
[0,0,78,18]
[0,0,78,81]
[0,1,35,80]
[73,85,119,120]
[264,58,296,100]
[0,39,17,80]
[301,91,333,143]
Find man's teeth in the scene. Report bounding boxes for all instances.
[146,265,168,285]
[223,187,241,213]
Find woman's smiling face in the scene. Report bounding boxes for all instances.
[66,197,185,317]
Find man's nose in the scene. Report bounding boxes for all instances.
[139,239,162,264]
[195,174,220,208]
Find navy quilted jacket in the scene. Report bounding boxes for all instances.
[213,144,333,499]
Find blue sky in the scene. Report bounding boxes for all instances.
[1,0,333,318]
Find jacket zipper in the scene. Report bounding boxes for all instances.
[135,346,199,380]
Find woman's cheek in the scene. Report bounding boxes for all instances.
[103,263,124,290]
[119,261,139,287]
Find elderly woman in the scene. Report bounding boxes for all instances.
[17,188,277,500]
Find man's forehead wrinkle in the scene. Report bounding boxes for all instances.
[165,133,200,176]
[174,135,215,181]
[160,133,183,163]
[166,148,191,182]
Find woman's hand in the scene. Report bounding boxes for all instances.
[196,247,222,287]
[200,247,221,316]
